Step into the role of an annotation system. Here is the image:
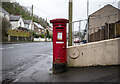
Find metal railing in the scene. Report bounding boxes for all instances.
[70,13,120,45]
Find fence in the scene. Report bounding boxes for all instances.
[70,13,120,45]
[9,36,31,42]
[89,22,120,42]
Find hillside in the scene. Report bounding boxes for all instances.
[2,2,50,28]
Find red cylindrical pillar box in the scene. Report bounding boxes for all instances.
[50,18,69,73]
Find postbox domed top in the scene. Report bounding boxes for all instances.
[50,18,69,23]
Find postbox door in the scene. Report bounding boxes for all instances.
[54,27,66,63]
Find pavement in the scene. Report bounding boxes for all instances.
[11,53,120,83]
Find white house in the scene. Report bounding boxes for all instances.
[0,6,10,21]
[10,15,24,30]
[24,20,32,30]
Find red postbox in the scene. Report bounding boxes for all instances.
[50,18,69,73]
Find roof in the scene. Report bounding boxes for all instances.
[24,20,32,24]
[0,6,9,15]
[10,15,22,21]
[18,27,30,31]
[90,4,120,17]
[34,22,44,29]
[50,18,69,23]
[47,27,53,31]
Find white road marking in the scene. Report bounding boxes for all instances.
[16,64,27,71]
[7,47,14,49]
[13,78,19,82]
[34,54,46,56]
[1,47,14,50]
[0,48,5,50]
[21,45,28,47]
[13,44,22,45]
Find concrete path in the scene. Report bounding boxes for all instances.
[12,53,120,83]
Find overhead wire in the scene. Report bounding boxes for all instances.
[112,0,117,5]
[33,5,55,17]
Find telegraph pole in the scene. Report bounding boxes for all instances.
[32,5,34,30]
[68,0,73,46]
[79,21,81,44]
[45,18,47,42]
[31,5,34,41]
[87,0,89,43]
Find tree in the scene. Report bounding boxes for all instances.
[41,34,44,38]
[2,17,11,42]
[46,30,49,38]
[2,2,51,28]
[2,18,11,36]
[76,32,83,38]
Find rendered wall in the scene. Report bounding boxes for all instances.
[67,38,120,67]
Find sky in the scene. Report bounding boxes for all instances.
[12,0,120,31]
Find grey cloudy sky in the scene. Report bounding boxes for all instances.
[12,0,120,30]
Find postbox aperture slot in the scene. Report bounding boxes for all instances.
[56,27,64,30]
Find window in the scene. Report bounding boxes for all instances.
[28,24,29,28]
[20,22,21,27]
[4,14,6,18]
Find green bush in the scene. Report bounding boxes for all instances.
[41,34,44,38]
[34,34,39,38]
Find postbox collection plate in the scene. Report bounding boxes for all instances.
[57,32,63,40]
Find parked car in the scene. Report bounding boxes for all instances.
[74,38,80,43]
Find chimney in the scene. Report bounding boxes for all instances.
[15,13,21,15]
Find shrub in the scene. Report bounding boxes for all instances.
[41,34,44,38]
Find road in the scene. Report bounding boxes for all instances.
[2,41,79,83]
[2,42,120,83]
[2,42,53,83]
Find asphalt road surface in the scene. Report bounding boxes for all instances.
[1,42,120,83]
[2,42,53,83]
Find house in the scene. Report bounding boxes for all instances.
[34,22,44,35]
[0,6,10,21]
[24,20,32,30]
[46,27,53,36]
[18,27,30,31]
[88,4,120,42]
[10,15,25,30]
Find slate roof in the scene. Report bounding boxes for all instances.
[34,22,44,29]
[18,27,30,31]
[47,27,53,31]
[24,20,32,24]
[90,4,120,17]
[10,15,22,21]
